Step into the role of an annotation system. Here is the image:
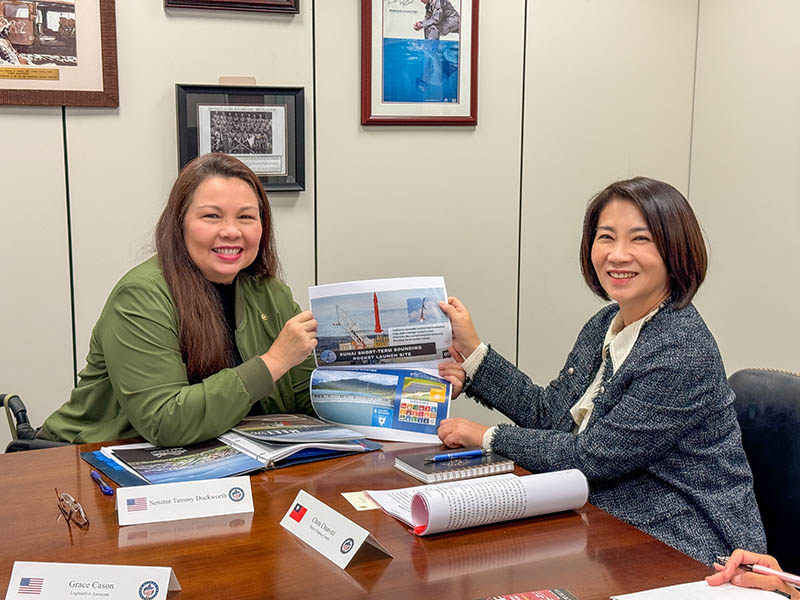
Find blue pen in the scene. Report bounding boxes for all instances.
[90,470,114,496]
[424,449,488,463]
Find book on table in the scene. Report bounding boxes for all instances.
[231,413,364,443]
[394,447,514,483]
[107,439,263,485]
[217,431,380,469]
[81,414,381,486]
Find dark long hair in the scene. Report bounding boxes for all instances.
[155,153,281,382]
[579,176,707,309]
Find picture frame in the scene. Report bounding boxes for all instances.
[164,0,299,14]
[361,0,478,126]
[176,84,305,192]
[0,0,118,107]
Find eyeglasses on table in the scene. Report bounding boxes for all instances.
[55,488,89,531]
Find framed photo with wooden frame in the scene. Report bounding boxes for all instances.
[361,0,478,126]
[164,0,299,14]
[0,0,118,107]
[176,84,305,192]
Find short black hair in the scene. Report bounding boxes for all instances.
[579,177,707,309]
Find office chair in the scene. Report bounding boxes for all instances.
[729,368,800,572]
[1,393,68,452]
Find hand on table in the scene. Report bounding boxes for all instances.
[706,549,799,599]
[437,418,489,448]
[262,311,318,381]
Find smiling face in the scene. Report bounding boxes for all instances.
[182,176,263,284]
[590,198,670,324]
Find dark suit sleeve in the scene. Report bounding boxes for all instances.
[465,347,575,430]
[488,344,723,481]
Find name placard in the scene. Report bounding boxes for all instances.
[116,476,253,526]
[5,562,180,600]
[280,489,392,569]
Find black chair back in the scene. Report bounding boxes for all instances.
[2,393,68,452]
[730,368,800,572]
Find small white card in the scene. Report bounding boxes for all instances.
[116,476,253,526]
[280,489,392,569]
[341,491,380,511]
[5,561,180,600]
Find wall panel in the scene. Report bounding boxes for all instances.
[690,0,800,372]
[519,0,698,384]
[0,108,73,449]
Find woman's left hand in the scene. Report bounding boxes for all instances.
[437,418,488,448]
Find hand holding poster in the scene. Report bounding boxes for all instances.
[309,277,453,443]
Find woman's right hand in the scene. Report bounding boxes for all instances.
[706,549,799,599]
[261,311,318,381]
[439,348,466,399]
[439,297,481,359]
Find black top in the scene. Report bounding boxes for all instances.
[213,281,262,416]
[212,281,242,366]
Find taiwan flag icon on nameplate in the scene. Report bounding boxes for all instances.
[290,503,307,523]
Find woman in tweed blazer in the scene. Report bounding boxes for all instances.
[436,177,766,565]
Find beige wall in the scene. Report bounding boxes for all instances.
[2,0,799,450]
[689,0,800,373]
[519,0,699,380]
[0,108,74,450]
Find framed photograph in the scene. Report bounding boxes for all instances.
[176,84,305,192]
[0,0,118,107]
[361,0,478,126]
[164,0,298,14]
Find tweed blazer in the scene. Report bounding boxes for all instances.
[466,301,766,565]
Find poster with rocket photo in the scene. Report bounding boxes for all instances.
[308,277,452,368]
[308,277,453,443]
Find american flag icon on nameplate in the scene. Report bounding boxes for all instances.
[18,577,44,595]
[127,497,148,512]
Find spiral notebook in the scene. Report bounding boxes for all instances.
[394,449,514,483]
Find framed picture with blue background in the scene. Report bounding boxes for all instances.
[361,0,479,126]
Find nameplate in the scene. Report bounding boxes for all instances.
[116,476,253,526]
[5,561,180,600]
[280,489,392,569]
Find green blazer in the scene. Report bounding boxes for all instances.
[39,256,315,446]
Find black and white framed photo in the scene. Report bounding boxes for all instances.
[176,84,305,192]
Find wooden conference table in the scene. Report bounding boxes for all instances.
[2,442,711,599]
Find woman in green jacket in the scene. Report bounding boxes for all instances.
[38,153,318,446]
